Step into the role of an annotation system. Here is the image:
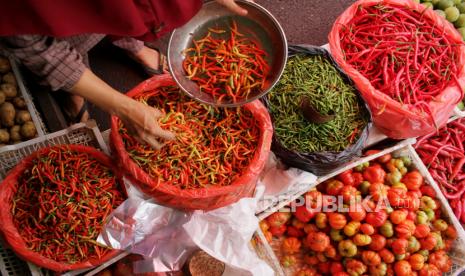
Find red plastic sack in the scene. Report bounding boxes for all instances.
[110,74,272,210]
[329,0,465,139]
[0,145,124,272]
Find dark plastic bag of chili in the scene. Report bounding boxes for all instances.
[110,74,272,210]
[329,0,465,139]
[262,45,372,176]
[0,145,126,272]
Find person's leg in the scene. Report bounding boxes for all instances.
[113,37,166,74]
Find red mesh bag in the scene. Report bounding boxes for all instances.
[0,145,124,272]
[329,0,465,139]
[110,74,272,210]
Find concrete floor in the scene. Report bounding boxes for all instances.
[46,0,357,131]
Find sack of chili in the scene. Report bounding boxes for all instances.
[263,45,371,176]
[329,0,465,139]
[110,74,272,210]
[0,145,126,272]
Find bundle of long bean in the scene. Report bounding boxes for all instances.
[268,54,368,153]
[415,118,465,223]
[339,4,463,110]
[182,21,269,102]
[120,85,260,189]
[12,147,124,264]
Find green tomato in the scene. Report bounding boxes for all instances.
[421,196,437,210]
[423,2,434,8]
[387,170,402,185]
[453,0,461,4]
[435,9,447,18]
[399,166,408,176]
[330,229,344,242]
[433,219,448,231]
[437,0,454,9]
[457,3,465,13]
[380,221,394,238]
[408,236,421,253]
[445,6,460,22]
[457,27,465,40]
[432,0,441,5]
[457,101,465,110]
[360,181,371,195]
[392,182,408,191]
[416,211,429,224]
[395,254,406,261]
[424,208,435,221]
[394,159,404,170]
[400,156,412,167]
[418,249,429,260]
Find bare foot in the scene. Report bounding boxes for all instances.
[64,94,90,123]
[131,46,168,72]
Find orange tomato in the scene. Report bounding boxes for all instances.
[414,224,430,239]
[306,231,330,252]
[369,182,389,202]
[379,249,395,264]
[396,220,416,239]
[409,253,425,271]
[353,233,372,246]
[294,268,318,276]
[328,213,347,230]
[394,260,412,276]
[402,170,423,191]
[361,250,381,266]
[360,223,375,235]
[389,209,408,224]
[348,203,366,222]
[281,237,301,254]
[346,259,367,275]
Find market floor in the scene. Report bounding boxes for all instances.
[65,0,356,131]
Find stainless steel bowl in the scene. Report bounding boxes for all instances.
[167,0,287,107]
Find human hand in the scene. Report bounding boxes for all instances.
[215,0,254,16]
[118,99,175,149]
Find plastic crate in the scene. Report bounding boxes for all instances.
[253,143,465,276]
[0,121,109,276]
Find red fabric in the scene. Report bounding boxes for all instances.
[110,74,273,210]
[328,0,465,139]
[0,0,202,41]
[0,145,125,272]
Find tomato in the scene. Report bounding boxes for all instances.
[324,245,337,258]
[420,185,436,198]
[294,206,315,223]
[305,190,323,208]
[353,233,372,246]
[348,203,366,222]
[409,253,425,270]
[326,180,344,196]
[334,272,350,276]
[291,218,305,229]
[317,262,331,274]
[419,264,441,276]
[304,223,318,234]
[345,259,367,275]
[386,170,402,185]
[281,237,301,254]
[429,250,452,272]
[328,213,347,230]
[363,165,386,183]
[269,225,287,237]
[390,209,408,224]
[416,211,428,225]
[444,225,457,239]
[406,211,416,221]
[369,182,389,202]
[352,172,364,187]
[361,250,381,266]
[338,240,357,257]
[315,213,327,229]
[369,262,388,276]
[303,254,319,266]
[408,236,421,253]
[338,169,355,186]
[392,238,409,255]
[396,220,416,239]
[360,181,371,195]
[432,219,448,232]
[341,185,359,203]
[369,234,387,251]
[343,221,361,237]
[266,212,291,227]
[360,223,375,235]
[402,170,423,191]
[379,248,395,264]
[330,262,344,273]
[281,255,297,267]
[259,220,269,232]
[295,268,318,276]
[419,234,437,251]
[387,188,407,207]
[330,229,344,242]
[380,221,394,238]
[286,226,304,238]
[420,196,437,210]
[378,153,392,163]
[394,260,412,276]
[306,231,330,252]
[366,210,388,227]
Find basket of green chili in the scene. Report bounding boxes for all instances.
[263,45,371,175]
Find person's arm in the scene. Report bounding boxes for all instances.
[69,68,174,149]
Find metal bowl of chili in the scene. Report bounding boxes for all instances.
[167,0,287,107]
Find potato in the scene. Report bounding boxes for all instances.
[12,97,26,109]
[1,83,17,98]
[15,110,31,124]
[2,72,17,86]
[0,92,5,105]
[9,125,21,141]
[0,102,15,127]
[0,58,10,74]
[20,121,36,138]
[0,129,9,143]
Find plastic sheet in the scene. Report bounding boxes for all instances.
[97,188,274,275]
[329,0,465,139]
[0,145,123,272]
[110,74,273,210]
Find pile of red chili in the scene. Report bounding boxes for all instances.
[415,118,465,223]
[339,4,463,109]
[182,20,269,102]
[12,147,125,263]
[120,85,260,189]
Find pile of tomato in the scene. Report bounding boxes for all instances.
[260,152,458,276]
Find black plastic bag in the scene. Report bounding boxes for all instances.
[262,44,372,176]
